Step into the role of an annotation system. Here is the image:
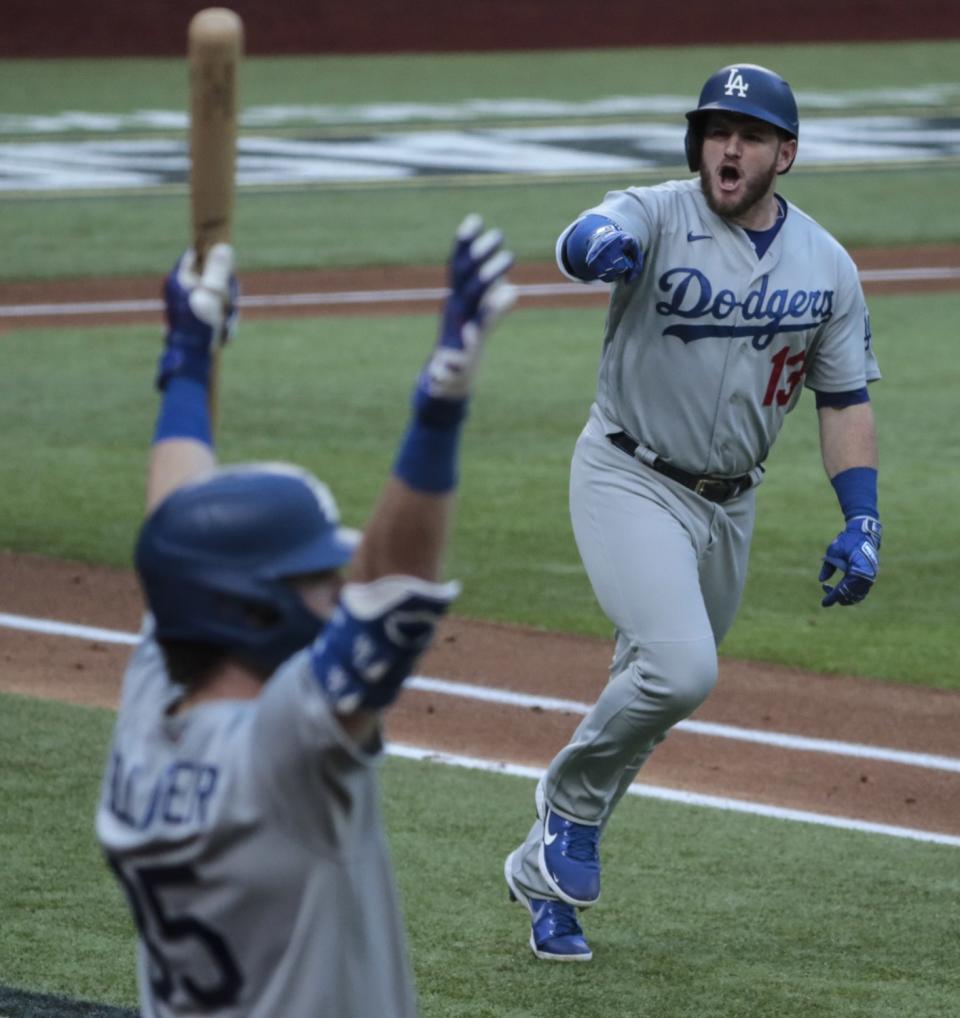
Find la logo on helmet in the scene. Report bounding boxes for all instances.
[723,68,749,98]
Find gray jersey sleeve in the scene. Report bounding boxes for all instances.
[804,249,880,392]
[585,188,660,250]
[555,188,660,281]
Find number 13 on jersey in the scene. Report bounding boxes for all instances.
[763,346,806,407]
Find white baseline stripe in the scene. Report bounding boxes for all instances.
[387,743,960,848]
[1,266,958,320]
[3,610,959,776]
[3,610,958,846]
[861,267,960,282]
[0,611,139,645]
[0,282,590,319]
[0,297,163,317]
[407,675,960,774]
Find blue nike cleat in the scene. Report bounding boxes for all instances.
[538,806,601,907]
[504,851,593,962]
[526,898,593,961]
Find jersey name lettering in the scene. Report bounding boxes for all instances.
[655,268,833,349]
[108,751,219,830]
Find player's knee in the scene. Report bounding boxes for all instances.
[634,640,718,721]
[670,657,718,717]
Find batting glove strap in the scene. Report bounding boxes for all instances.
[819,515,882,607]
[310,576,460,714]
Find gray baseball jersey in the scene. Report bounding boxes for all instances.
[96,619,416,1018]
[556,178,880,477]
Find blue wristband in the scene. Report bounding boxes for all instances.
[393,420,461,493]
[392,393,467,494]
[153,376,213,447]
[830,466,878,521]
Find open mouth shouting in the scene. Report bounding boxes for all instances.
[718,163,742,193]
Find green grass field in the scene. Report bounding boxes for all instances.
[2,39,959,1018]
[2,294,958,685]
[5,162,960,281]
[3,694,959,1018]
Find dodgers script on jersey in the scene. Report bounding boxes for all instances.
[557,178,881,477]
[96,621,416,1018]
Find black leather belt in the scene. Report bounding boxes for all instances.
[608,432,754,504]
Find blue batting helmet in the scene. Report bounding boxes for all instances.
[135,463,360,673]
[685,64,799,172]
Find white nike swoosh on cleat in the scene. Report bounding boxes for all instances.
[543,824,558,846]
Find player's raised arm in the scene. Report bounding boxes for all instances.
[308,216,515,735]
[350,214,515,584]
[145,244,238,512]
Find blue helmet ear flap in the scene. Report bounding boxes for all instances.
[684,121,704,172]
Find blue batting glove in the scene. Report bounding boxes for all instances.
[585,225,642,283]
[819,516,882,607]
[157,244,238,390]
[310,577,457,714]
[417,214,517,403]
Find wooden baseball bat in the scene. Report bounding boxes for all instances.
[188,7,243,427]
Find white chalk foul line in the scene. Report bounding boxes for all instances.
[3,610,959,777]
[1,266,958,320]
[387,744,960,849]
[4,609,959,847]
[406,675,960,775]
[0,284,574,319]
[0,611,139,645]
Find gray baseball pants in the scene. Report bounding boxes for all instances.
[507,404,756,901]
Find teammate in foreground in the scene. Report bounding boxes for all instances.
[96,217,515,1016]
[503,63,881,961]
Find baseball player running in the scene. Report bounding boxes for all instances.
[96,217,515,1016]
[504,63,881,961]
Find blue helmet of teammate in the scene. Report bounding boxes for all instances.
[135,464,360,673]
[684,64,799,173]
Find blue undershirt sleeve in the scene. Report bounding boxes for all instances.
[815,387,870,410]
